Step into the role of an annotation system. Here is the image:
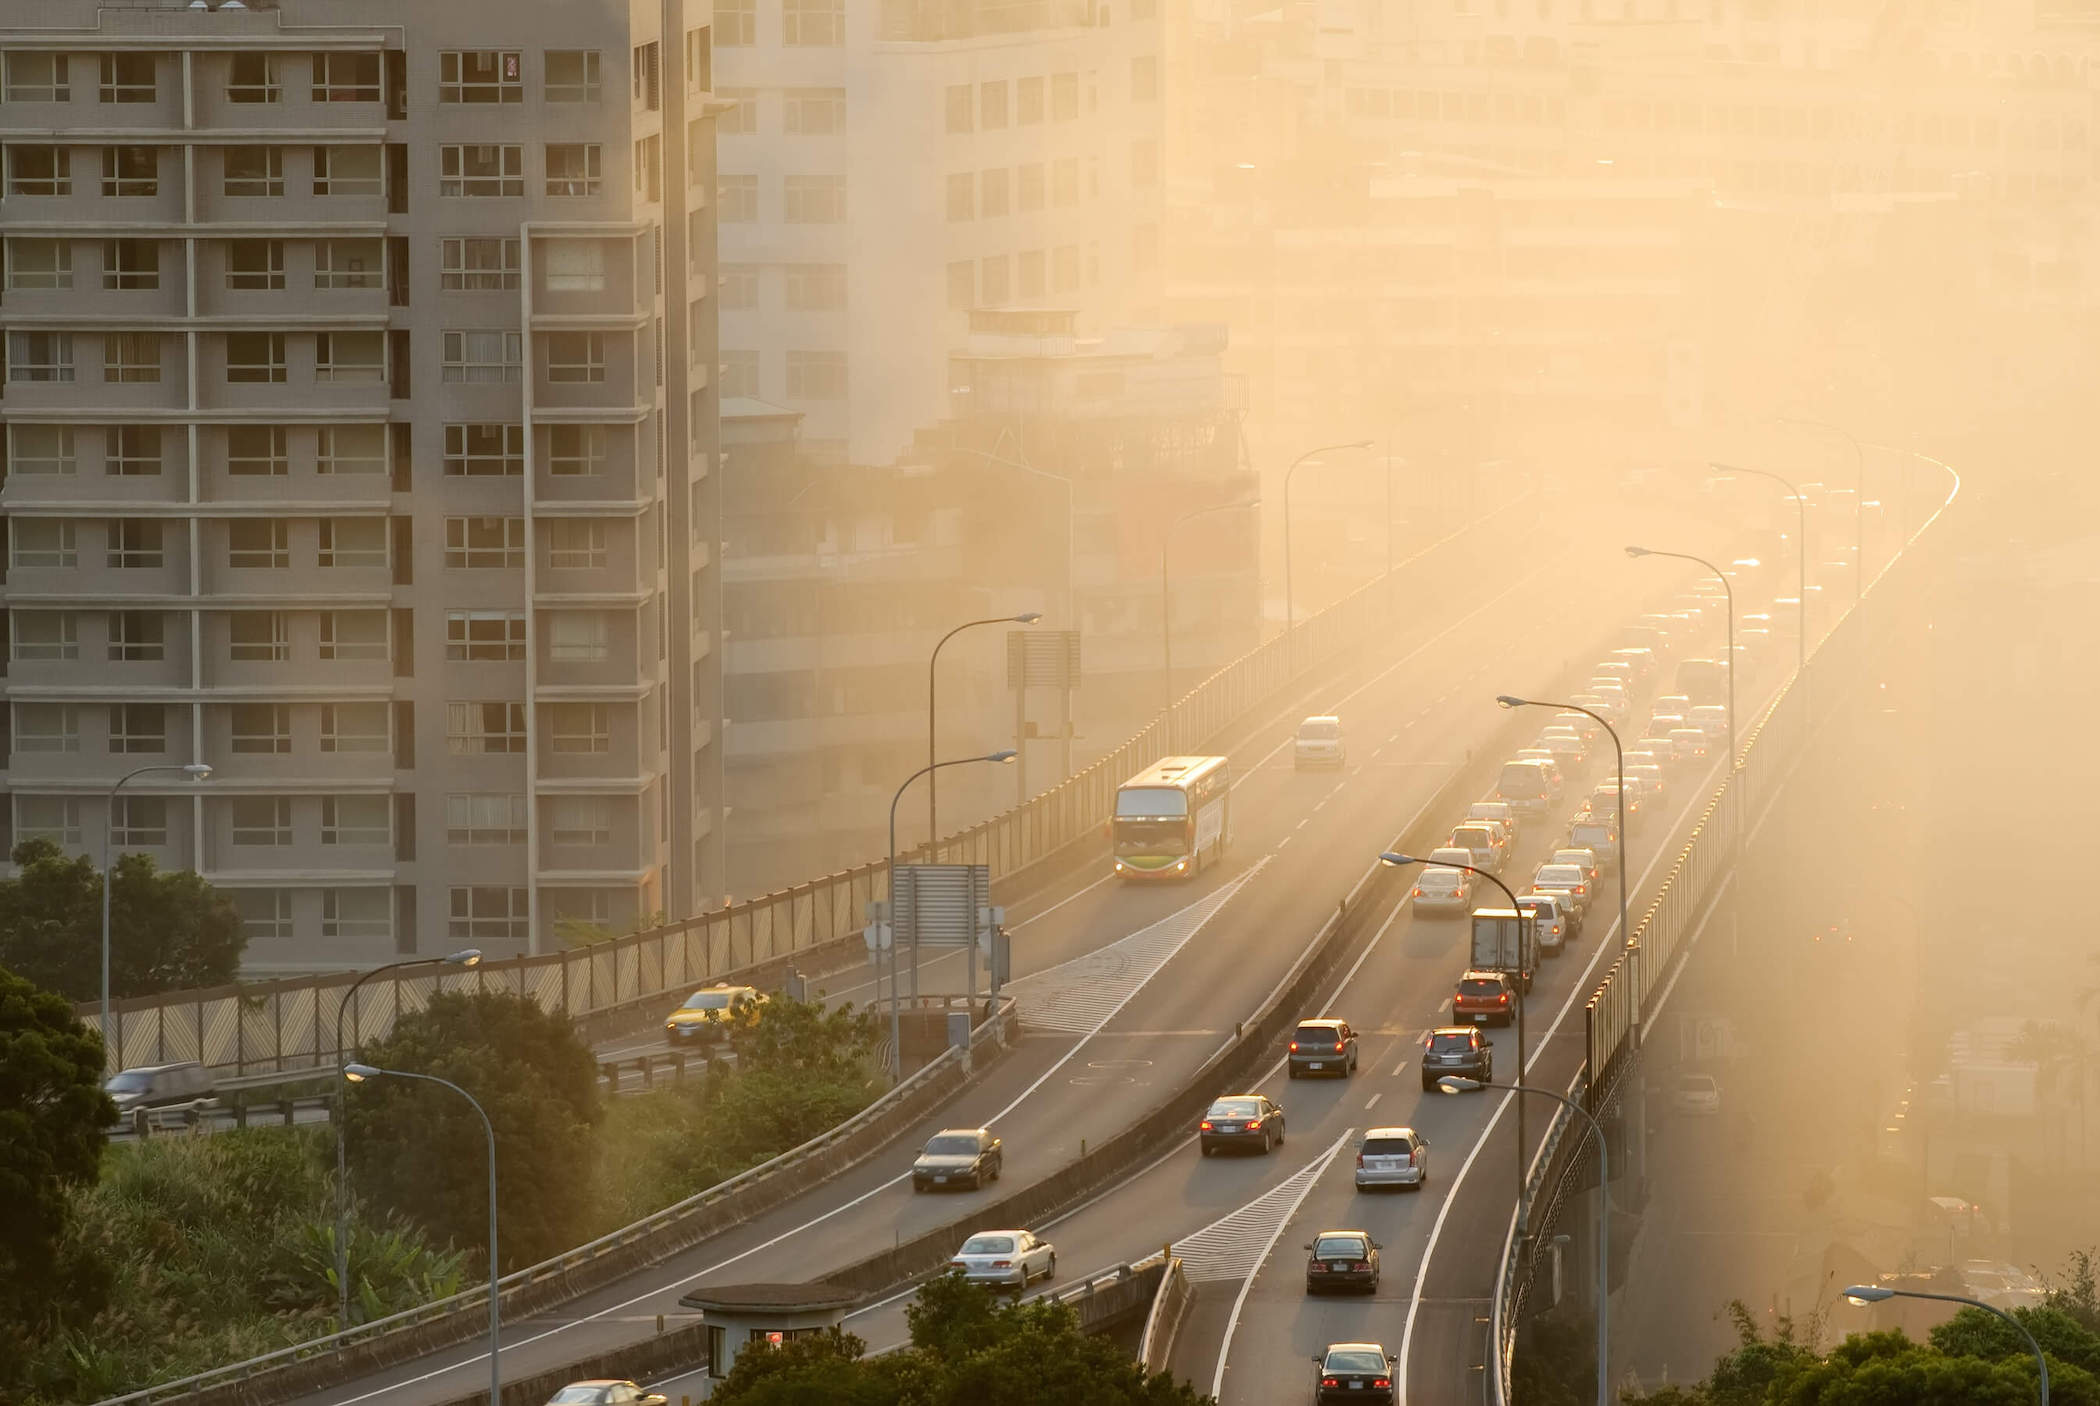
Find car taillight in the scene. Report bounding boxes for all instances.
[1406,1149,1417,1165]
[1355,1152,1365,1167]
[1355,1261,1371,1271]
[1310,1262,1329,1273]
[1373,1378,1391,1390]
[1246,1119,1263,1130]
[992,1260,1011,1268]
[1199,1120,1213,1131]
[1496,993,1509,1004]
[1412,886,1423,897]
[1321,1379,1340,1389]
[1289,1042,1299,1052]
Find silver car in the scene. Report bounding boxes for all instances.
[1411,865,1473,914]
[948,1229,1056,1288]
[1531,863,1593,918]
[1515,893,1568,954]
[1354,1126,1429,1190]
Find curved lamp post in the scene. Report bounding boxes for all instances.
[1771,416,1865,605]
[1162,499,1258,750]
[1283,440,1374,668]
[1842,1284,2048,1404]
[102,761,213,1054]
[927,613,1042,851]
[1496,694,1629,960]
[1626,546,1735,772]
[1709,461,1806,677]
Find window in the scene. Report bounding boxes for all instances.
[12,611,77,660]
[227,52,280,103]
[320,703,389,752]
[98,238,160,292]
[1018,163,1044,210]
[316,331,385,383]
[12,425,75,475]
[13,520,77,568]
[223,146,283,197]
[549,795,612,846]
[317,518,387,567]
[544,519,608,568]
[230,703,292,753]
[4,53,68,102]
[109,610,165,661]
[234,890,294,941]
[230,612,290,661]
[7,239,71,290]
[112,796,168,847]
[319,611,387,660]
[1017,75,1044,123]
[102,145,158,197]
[784,174,846,223]
[786,87,846,135]
[450,886,528,941]
[323,888,391,940]
[545,143,602,196]
[546,49,602,101]
[547,612,610,663]
[7,331,74,383]
[980,80,1008,128]
[445,516,525,568]
[548,424,608,477]
[109,702,165,754]
[979,167,1009,217]
[440,50,522,104]
[440,144,524,197]
[13,704,79,754]
[946,260,972,311]
[441,330,522,383]
[784,0,844,45]
[108,519,163,569]
[225,332,287,383]
[717,88,757,135]
[314,144,381,196]
[543,242,607,292]
[1052,156,1078,205]
[1132,54,1158,101]
[716,0,756,45]
[99,53,156,104]
[315,239,380,289]
[786,350,846,400]
[718,350,758,398]
[225,239,285,289]
[632,134,660,202]
[312,52,379,102]
[945,84,973,133]
[231,797,292,846]
[687,26,710,92]
[17,797,82,849]
[631,41,660,109]
[317,424,385,474]
[440,237,519,290]
[227,519,290,568]
[718,264,758,309]
[446,701,526,754]
[322,795,391,845]
[784,263,846,311]
[444,423,524,477]
[446,610,526,661]
[103,332,162,383]
[717,173,758,222]
[227,425,288,476]
[7,146,68,196]
[447,793,527,846]
[106,426,161,476]
[545,332,605,382]
[1051,71,1078,120]
[547,703,610,753]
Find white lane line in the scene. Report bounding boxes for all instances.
[1210,1129,1356,1400]
[1398,1092,1507,1394]
[1364,1093,1382,1111]
[1011,873,1114,931]
[1392,1059,1409,1077]
[1296,819,1310,830]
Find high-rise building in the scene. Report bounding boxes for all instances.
[0,0,725,970]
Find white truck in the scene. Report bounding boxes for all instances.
[1470,907,1536,991]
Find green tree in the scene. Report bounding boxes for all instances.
[1929,1304,2100,1377]
[0,840,245,1002]
[343,990,601,1271]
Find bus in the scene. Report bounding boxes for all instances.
[1111,755,1231,880]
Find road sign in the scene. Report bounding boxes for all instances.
[894,865,990,947]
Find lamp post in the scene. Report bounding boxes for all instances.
[1436,1075,1612,1406]
[1841,1284,2048,1404]
[343,1064,501,1405]
[1282,440,1374,669]
[101,762,213,1057]
[1161,499,1258,750]
[1772,416,1864,604]
[927,613,1042,853]
[888,751,1018,1070]
[1625,547,1736,772]
[333,948,482,1333]
[1496,695,1629,958]
[1709,461,1806,677]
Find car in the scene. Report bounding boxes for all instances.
[1200,1094,1286,1154]
[546,1383,668,1406]
[1609,646,1658,680]
[1537,729,1587,764]
[664,984,764,1044]
[1553,709,1603,742]
[949,1229,1056,1288]
[1624,742,1674,773]
[1675,658,1729,705]
[104,1061,217,1131]
[1313,1343,1398,1404]
[1454,969,1516,1026]
[1496,758,1560,814]
[1531,863,1592,918]
[1569,691,1626,726]
[1507,753,1567,799]
[1591,659,1636,689]
[1426,845,1476,872]
[1355,1125,1431,1189]
[1446,823,1507,874]
[912,1128,1003,1192]
[1411,865,1472,914]
[1466,814,1515,853]
[1688,704,1729,740]
[1516,893,1571,953]
[1668,727,1712,764]
[1467,799,1520,840]
[1623,762,1668,799]
[1289,1018,1359,1078]
[1304,1230,1381,1294]
[1294,714,1346,769]
[1650,693,1694,722]
[1567,817,1619,868]
[1642,713,1686,742]
[1592,778,1642,818]
[1418,1026,1493,1090]
[1549,847,1601,887]
[1585,680,1631,711]
[1672,1073,1722,1114]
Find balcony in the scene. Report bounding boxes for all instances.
[196,238,390,319]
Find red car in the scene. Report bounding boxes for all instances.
[1453,969,1516,1027]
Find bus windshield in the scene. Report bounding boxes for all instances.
[1115,787,1188,818]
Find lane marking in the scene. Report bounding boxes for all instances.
[1210,1129,1357,1400]
[1364,1093,1382,1111]
[1392,1059,1409,1077]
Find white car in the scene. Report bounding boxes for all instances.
[949,1229,1056,1288]
[1294,715,1346,769]
[1467,799,1520,842]
[1672,1073,1722,1114]
[1688,704,1730,741]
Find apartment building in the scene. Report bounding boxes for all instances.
[0,0,725,971]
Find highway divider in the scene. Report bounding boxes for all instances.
[1138,1255,1194,1376]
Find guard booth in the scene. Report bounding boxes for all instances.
[677,1282,865,1392]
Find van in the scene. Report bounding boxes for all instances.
[104,1061,217,1132]
[1293,715,1345,769]
[1674,658,1728,706]
[1447,824,1504,874]
[1496,759,1556,814]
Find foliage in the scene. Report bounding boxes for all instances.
[2041,1247,2100,1334]
[555,910,669,949]
[344,990,602,1272]
[1511,1307,1594,1406]
[0,840,245,1002]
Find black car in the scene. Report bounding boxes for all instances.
[1418,1026,1493,1091]
[911,1128,1002,1191]
[1303,1230,1380,1294]
[1287,1019,1359,1079]
[1313,1343,1397,1404]
[1198,1094,1285,1155]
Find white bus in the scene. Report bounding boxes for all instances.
[1112,755,1231,880]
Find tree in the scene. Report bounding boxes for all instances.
[343,990,601,1272]
[0,840,245,1002]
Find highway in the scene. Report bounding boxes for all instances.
[287,490,1748,1405]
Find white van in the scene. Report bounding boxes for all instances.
[1293,715,1345,769]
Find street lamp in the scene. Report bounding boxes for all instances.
[1437,1075,1612,1406]
[101,762,213,1056]
[1625,547,1736,772]
[1283,440,1375,668]
[887,751,1018,1071]
[343,1063,501,1405]
[1161,500,1259,750]
[1709,462,1806,678]
[927,613,1042,852]
[1771,416,1865,605]
[1841,1284,2049,1404]
[1496,695,1629,959]
[333,947,482,1332]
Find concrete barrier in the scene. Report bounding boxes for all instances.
[432,1323,710,1406]
[1138,1257,1192,1376]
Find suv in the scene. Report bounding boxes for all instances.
[1515,893,1570,954]
[1294,715,1345,769]
[1418,1026,1492,1089]
[1288,1019,1359,1078]
[1446,823,1506,874]
[1453,970,1517,1026]
[1355,1127,1429,1190]
[104,1061,216,1132]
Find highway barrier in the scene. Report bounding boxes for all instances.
[431,1322,708,1406]
[1138,1255,1194,1377]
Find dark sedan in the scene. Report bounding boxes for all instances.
[1313,1343,1398,1404]
[911,1128,1002,1192]
[1304,1230,1381,1294]
[1198,1095,1284,1155]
